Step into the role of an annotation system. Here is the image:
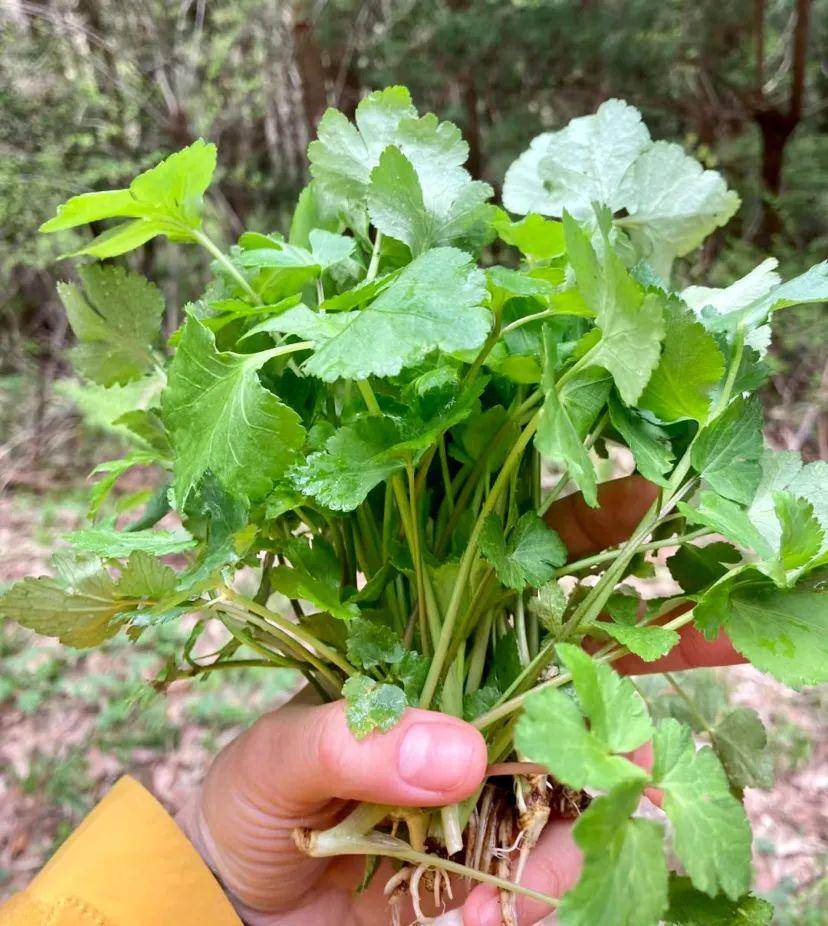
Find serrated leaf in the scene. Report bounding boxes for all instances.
[343,673,407,739]
[162,316,305,505]
[678,495,772,559]
[617,142,740,279]
[528,581,568,633]
[691,397,764,504]
[639,298,725,423]
[608,394,673,485]
[270,565,359,622]
[58,266,164,386]
[504,100,738,276]
[652,719,752,899]
[290,416,406,512]
[558,781,668,926]
[367,145,492,256]
[41,140,216,257]
[664,875,773,925]
[117,551,178,600]
[710,575,828,688]
[479,512,567,591]
[65,527,195,557]
[346,618,405,668]
[516,685,648,791]
[774,491,824,572]
[557,643,653,752]
[563,212,665,404]
[599,622,680,662]
[291,248,490,381]
[711,707,774,790]
[504,99,650,217]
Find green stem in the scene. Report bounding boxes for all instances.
[420,411,541,707]
[555,527,712,577]
[473,607,698,730]
[500,308,558,336]
[366,230,383,281]
[194,229,262,304]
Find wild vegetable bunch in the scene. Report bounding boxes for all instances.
[3,89,827,925]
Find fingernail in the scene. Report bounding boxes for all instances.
[397,722,481,791]
[432,910,464,926]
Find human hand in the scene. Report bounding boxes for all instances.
[176,475,744,926]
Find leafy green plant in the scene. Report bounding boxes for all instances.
[2,88,826,924]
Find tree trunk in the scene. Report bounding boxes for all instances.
[293,16,328,139]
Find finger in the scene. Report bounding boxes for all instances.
[233,701,488,813]
[547,475,659,559]
[458,820,583,926]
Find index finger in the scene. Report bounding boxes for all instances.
[546,475,659,558]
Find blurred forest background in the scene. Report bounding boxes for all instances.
[0,0,826,917]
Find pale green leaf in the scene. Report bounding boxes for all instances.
[117,551,178,601]
[343,673,407,739]
[492,210,566,260]
[346,618,406,669]
[599,622,680,662]
[65,527,195,557]
[58,266,164,386]
[678,495,772,559]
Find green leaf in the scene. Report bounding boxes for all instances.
[346,619,406,668]
[710,575,828,688]
[290,416,406,512]
[478,512,567,591]
[536,329,597,506]
[563,212,665,405]
[58,266,164,386]
[691,398,764,504]
[162,316,305,505]
[599,622,680,662]
[270,565,360,622]
[711,707,774,790]
[558,781,668,926]
[557,643,653,752]
[492,210,566,260]
[516,685,648,791]
[608,393,673,485]
[117,551,178,601]
[88,451,161,516]
[664,875,773,926]
[367,145,492,256]
[653,719,753,899]
[41,139,216,257]
[774,491,824,572]
[65,527,195,557]
[181,476,251,588]
[678,495,772,559]
[0,552,172,648]
[639,298,725,423]
[667,542,742,594]
[343,674,407,739]
[294,248,489,381]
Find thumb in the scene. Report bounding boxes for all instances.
[226,700,488,813]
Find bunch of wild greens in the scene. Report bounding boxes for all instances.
[3,89,827,924]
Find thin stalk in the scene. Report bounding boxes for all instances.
[500,308,559,336]
[420,411,541,707]
[473,607,698,730]
[194,230,262,304]
[515,594,530,667]
[439,436,455,513]
[555,527,713,577]
[465,609,494,694]
[366,230,383,281]
[221,590,354,677]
